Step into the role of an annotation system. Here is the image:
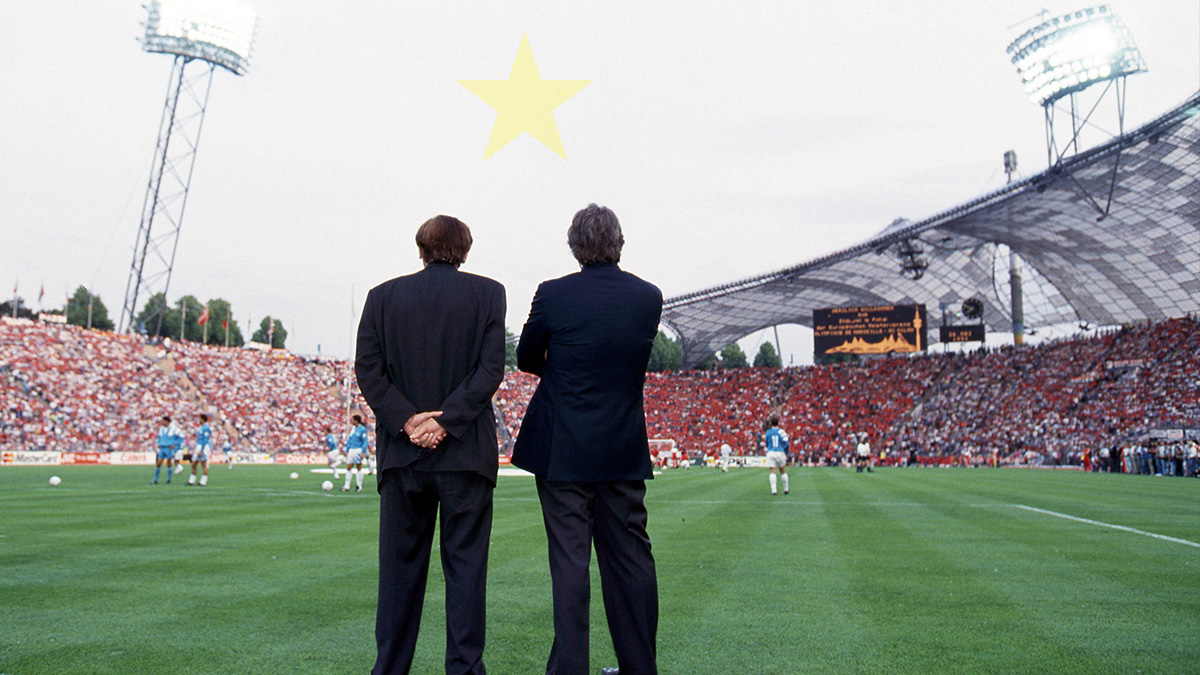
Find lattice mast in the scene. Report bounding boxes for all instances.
[119,0,257,335]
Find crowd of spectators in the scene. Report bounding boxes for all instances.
[170,339,362,453]
[1,319,190,451]
[0,318,365,454]
[2,315,1196,472]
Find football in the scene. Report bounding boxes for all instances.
[49,476,62,486]
[321,480,333,491]
[289,472,299,480]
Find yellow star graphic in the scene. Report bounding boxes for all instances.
[458,33,591,160]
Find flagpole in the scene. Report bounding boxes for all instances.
[203,304,210,344]
[224,313,230,347]
[346,283,354,429]
[180,298,187,341]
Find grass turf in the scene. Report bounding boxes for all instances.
[0,465,1196,674]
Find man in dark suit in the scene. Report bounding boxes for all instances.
[355,215,506,675]
[512,204,662,675]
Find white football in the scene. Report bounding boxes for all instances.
[49,476,62,486]
[321,480,333,491]
[289,472,299,480]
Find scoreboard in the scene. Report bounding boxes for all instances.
[813,304,927,358]
[939,324,986,343]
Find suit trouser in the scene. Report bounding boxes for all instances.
[535,477,658,675]
[374,466,493,675]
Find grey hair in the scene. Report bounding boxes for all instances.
[567,204,624,265]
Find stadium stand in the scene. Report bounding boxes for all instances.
[660,93,1200,369]
[170,339,364,454]
[1,315,1196,474]
[0,319,191,451]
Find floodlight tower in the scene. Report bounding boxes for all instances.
[119,0,256,335]
[1007,5,1147,169]
[1004,150,1025,345]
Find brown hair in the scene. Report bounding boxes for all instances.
[568,204,623,265]
[415,215,473,265]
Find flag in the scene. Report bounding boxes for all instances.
[222,317,228,330]
[38,284,44,303]
[267,316,275,345]
[198,305,210,326]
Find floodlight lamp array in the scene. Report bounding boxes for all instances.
[896,239,929,281]
[142,0,257,75]
[1006,5,1145,107]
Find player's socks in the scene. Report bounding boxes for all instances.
[355,469,364,490]
[343,472,353,490]
[154,466,161,483]
[174,464,183,475]
[782,474,789,494]
[769,473,777,494]
[187,474,196,485]
[199,474,207,486]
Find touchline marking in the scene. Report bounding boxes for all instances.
[1015,504,1200,549]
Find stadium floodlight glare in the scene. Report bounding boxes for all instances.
[1006,5,1145,107]
[142,0,257,75]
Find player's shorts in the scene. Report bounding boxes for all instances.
[766,451,788,469]
[346,449,366,466]
[157,447,175,461]
[327,451,342,464]
[195,443,212,463]
[174,448,186,461]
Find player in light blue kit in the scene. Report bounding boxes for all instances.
[764,414,790,495]
[153,415,184,484]
[187,413,213,486]
[324,425,343,478]
[341,414,370,492]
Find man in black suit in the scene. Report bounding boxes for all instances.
[355,215,506,675]
[512,204,662,675]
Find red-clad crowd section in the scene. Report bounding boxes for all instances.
[3,316,1197,463]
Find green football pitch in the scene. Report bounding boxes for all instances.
[1,465,1197,674]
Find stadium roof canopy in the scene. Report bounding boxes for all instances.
[661,92,1200,368]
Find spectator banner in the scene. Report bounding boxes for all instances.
[813,304,927,357]
[38,312,67,324]
[939,324,985,343]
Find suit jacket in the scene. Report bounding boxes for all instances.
[355,262,506,484]
[511,263,662,482]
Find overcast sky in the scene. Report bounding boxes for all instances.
[3,1,1197,364]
